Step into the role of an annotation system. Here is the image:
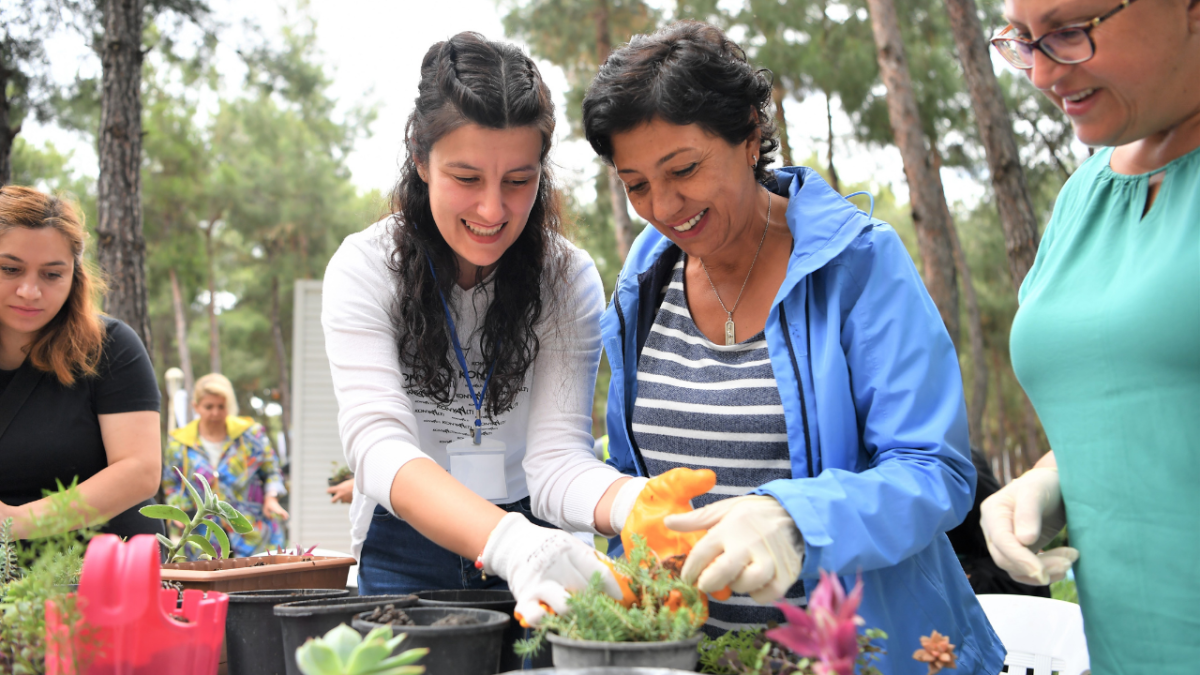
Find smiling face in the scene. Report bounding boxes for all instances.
[418,123,544,287]
[0,227,75,352]
[610,118,761,260]
[1004,0,1200,147]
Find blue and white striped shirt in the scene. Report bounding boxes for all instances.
[632,258,805,635]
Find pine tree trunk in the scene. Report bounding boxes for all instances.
[0,63,16,187]
[271,274,292,460]
[946,206,987,444]
[773,85,794,167]
[594,0,635,262]
[824,91,839,193]
[204,223,221,374]
[97,0,152,351]
[169,268,195,395]
[865,0,960,342]
[943,0,1041,290]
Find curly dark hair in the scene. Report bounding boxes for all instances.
[389,32,564,418]
[582,21,780,183]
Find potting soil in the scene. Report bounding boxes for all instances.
[431,613,480,627]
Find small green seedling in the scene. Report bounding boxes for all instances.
[295,623,427,675]
[140,467,255,562]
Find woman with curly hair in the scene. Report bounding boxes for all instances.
[322,32,654,623]
[162,372,289,557]
[581,21,1003,673]
[0,185,162,539]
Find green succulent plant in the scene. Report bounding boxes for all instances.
[295,624,427,675]
[139,467,254,562]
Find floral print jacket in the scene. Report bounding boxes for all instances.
[163,417,287,557]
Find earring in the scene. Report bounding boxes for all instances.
[752,155,758,165]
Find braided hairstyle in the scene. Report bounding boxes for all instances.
[582,21,780,183]
[389,32,564,418]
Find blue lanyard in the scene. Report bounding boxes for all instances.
[426,256,498,444]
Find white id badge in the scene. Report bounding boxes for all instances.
[447,436,509,501]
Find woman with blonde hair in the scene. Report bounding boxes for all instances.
[0,185,162,539]
[163,372,289,556]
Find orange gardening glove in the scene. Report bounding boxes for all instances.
[599,555,637,608]
[621,467,731,600]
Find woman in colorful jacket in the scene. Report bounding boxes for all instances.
[581,22,1003,674]
[163,372,289,557]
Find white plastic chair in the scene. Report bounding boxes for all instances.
[976,594,1090,675]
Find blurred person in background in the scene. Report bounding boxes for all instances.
[983,0,1200,671]
[0,185,162,539]
[162,372,288,556]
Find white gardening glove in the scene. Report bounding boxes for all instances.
[980,467,1079,585]
[480,512,623,626]
[665,495,804,604]
[608,476,650,533]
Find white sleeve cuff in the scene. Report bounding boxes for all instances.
[609,476,649,534]
[359,439,427,517]
[559,465,626,534]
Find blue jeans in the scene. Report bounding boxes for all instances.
[358,496,555,596]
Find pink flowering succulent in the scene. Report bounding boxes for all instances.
[766,570,866,675]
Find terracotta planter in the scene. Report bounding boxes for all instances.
[161,554,355,593]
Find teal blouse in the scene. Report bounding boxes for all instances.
[1010,145,1200,674]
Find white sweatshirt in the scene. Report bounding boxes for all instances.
[322,219,624,558]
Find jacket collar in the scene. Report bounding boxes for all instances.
[617,166,874,303]
[170,416,255,447]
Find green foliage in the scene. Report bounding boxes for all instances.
[1051,578,1078,604]
[0,482,100,675]
[697,626,887,675]
[295,623,427,675]
[0,518,19,586]
[515,535,707,657]
[141,467,253,562]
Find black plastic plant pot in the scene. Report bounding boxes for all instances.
[545,633,704,670]
[274,594,418,675]
[415,588,551,671]
[225,588,348,675]
[352,606,510,675]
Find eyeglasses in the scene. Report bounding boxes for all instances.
[991,0,1140,70]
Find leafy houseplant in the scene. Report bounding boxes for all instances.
[514,534,707,659]
[295,623,427,675]
[0,482,99,675]
[140,467,254,562]
[328,463,354,487]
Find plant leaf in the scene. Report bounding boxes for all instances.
[217,501,254,534]
[184,535,217,559]
[324,624,364,664]
[343,639,390,674]
[198,519,231,560]
[139,504,191,528]
[156,533,176,550]
[176,466,205,512]
[370,648,429,670]
[297,639,344,675]
[195,473,219,510]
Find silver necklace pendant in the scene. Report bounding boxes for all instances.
[724,317,736,346]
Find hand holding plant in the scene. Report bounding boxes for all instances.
[140,467,254,562]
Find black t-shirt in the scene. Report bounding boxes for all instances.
[0,317,164,538]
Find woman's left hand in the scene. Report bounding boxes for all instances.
[666,495,804,604]
[263,494,290,520]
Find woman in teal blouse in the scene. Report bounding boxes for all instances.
[982,0,1200,672]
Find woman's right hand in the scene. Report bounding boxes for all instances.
[327,479,354,504]
[980,465,1078,585]
[480,512,623,626]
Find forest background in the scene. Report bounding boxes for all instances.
[3,0,1087,488]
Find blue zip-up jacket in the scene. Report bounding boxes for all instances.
[602,167,1004,675]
